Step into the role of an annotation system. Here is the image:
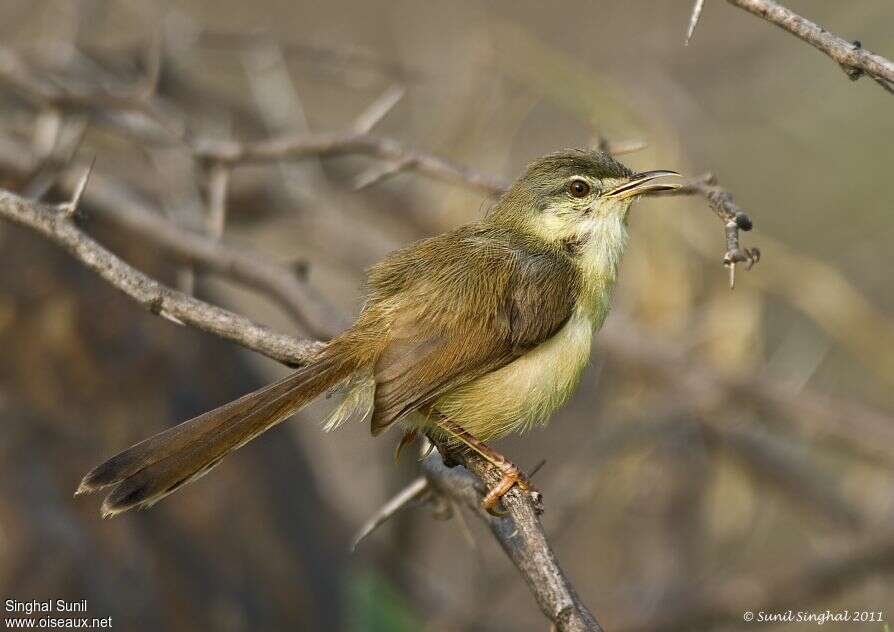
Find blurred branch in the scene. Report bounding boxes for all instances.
[600,319,894,468]
[351,84,405,133]
[196,31,422,83]
[703,422,863,530]
[0,46,186,142]
[60,168,344,339]
[726,0,894,93]
[204,161,230,239]
[192,131,647,197]
[193,130,510,195]
[621,530,894,632]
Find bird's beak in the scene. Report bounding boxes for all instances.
[603,170,682,200]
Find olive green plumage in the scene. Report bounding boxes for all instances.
[78,149,680,516]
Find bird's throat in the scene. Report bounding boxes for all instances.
[574,214,629,327]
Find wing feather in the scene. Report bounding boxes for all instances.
[366,226,580,435]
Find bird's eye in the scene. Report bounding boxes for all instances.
[568,179,591,198]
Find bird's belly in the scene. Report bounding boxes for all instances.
[433,309,594,441]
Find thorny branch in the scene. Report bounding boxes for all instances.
[687,0,894,94]
[662,174,760,288]
[728,0,894,93]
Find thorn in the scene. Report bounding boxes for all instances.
[685,0,706,46]
[160,311,186,326]
[61,157,95,217]
[349,477,428,552]
[206,162,230,238]
[728,261,736,289]
[138,26,164,99]
[353,158,412,190]
[352,85,405,134]
[529,459,547,479]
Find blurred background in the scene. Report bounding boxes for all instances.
[0,1,892,630]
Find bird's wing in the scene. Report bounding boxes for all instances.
[366,227,581,435]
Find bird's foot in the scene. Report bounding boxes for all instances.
[423,413,543,516]
[481,458,542,517]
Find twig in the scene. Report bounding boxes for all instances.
[54,168,346,338]
[0,186,324,367]
[661,173,760,288]
[59,156,93,217]
[195,31,420,82]
[352,84,405,133]
[350,477,429,552]
[205,162,230,239]
[685,0,707,45]
[726,0,894,93]
[6,135,892,472]
[193,130,509,195]
[0,46,186,142]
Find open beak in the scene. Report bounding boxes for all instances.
[603,170,682,200]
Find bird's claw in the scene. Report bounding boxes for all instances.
[481,462,542,517]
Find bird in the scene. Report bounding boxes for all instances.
[77,149,681,518]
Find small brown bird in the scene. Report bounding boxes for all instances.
[77,150,680,517]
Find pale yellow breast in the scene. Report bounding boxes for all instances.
[432,226,622,441]
[328,223,624,441]
[432,306,596,441]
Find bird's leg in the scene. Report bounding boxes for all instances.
[427,414,539,516]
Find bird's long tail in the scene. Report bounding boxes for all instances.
[77,348,355,517]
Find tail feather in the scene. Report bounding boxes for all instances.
[78,352,352,517]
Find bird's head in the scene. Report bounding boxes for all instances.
[488,150,681,254]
